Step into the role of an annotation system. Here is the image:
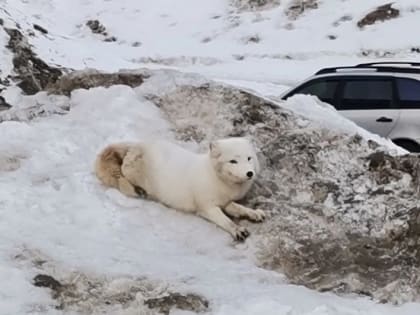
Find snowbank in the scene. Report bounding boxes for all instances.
[0,69,419,314]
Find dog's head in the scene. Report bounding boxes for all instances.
[209,137,259,185]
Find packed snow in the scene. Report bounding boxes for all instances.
[2,0,420,83]
[1,0,420,314]
[1,80,418,315]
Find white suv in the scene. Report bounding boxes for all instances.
[281,62,420,152]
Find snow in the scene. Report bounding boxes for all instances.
[0,83,411,314]
[0,74,416,315]
[2,0,419,82]
[0,0,419,314]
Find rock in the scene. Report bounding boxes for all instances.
[24,248,208,314]
[4,27,63,94]
[0,96,11,111]
[233,54,245,61]
[357,3,399,28]
[33,274,63,292]
[332,15,353,27]
[286,0,319,20]
[242,34,261,44]
[104,36,117,42]
[140,71,420,304]
[47,69,148,96]
[359,49,395,58]
[201,37,212,43]
[231,0,281,11]
[33,24,48,34]
[86,19,107,35]
[86,19,118,42]
[0,155,23,172]
[145,293,209,315]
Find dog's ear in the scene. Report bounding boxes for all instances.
[209,141,221,159]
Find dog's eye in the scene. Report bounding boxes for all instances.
[229,160,238,164]
[248,157,252,161]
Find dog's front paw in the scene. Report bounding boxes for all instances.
[233,226,250,242]
[249,209,266,222]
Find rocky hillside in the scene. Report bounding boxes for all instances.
[136,69,420,304]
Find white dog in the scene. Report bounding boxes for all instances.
[95,137,265,240]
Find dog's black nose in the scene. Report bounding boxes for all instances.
[246,171,254,178]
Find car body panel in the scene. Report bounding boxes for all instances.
[340,109,400,137]
[389,109,420,142]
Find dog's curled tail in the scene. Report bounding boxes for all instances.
[95,143,139,197]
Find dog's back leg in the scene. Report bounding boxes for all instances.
[121,145,148,194]
[117,176,139,197]
[95,144,139,197]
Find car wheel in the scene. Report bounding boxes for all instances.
[392,139,420,153]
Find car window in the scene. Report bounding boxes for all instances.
[396,78,420,109]
[341,80,393,110]
[292,80,339,107]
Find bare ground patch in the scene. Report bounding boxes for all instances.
[14,247,209,314]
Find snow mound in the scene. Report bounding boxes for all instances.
[1,69,419,314]
[138,70,420,304]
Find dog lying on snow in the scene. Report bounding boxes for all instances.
[94,137,265,241]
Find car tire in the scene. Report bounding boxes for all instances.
[392,139,420,153]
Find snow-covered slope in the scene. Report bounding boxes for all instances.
[0,1,420,314]
[1,0,420,86]
[0,69,418,315]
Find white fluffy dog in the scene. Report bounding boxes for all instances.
[95,137,265,240]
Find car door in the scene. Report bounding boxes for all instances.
[390,77,420,142]
[336,77,400,137]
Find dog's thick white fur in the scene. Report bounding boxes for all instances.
[95,137,265,240]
